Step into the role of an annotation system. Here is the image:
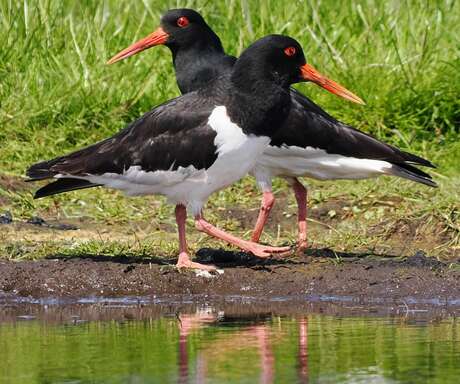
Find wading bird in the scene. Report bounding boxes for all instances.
[28,35,356,270]
[108,9,436,252]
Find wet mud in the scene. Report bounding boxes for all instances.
[1,249,459,309]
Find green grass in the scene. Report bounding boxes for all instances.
[0,0,459,260]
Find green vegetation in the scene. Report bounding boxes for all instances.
[0,0,459,260]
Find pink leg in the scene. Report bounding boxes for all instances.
[174,205,216,271]
[195,214,290,258]
[291,178,308,251]
[251,191,275,243]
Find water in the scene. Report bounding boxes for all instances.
[0,301,459,383]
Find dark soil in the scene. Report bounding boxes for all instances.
[1,249,459,307]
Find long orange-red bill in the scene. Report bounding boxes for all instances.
[107,27,169,64]
[300,63,364,105]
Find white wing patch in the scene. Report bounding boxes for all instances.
[208,106,250,155]
[254,145,393,181]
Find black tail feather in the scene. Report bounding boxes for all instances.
[34,178,100,199]
[401,150,436,169]
[391,162,437,188]
[27,159,61,181]
[397,162,434,180]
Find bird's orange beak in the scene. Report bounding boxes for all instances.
[300,63,364,105]
[107,27,169,64]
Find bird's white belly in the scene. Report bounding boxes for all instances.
[80,106,270,216]
[252,145,392,186]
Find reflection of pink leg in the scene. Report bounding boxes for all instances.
[178,312,216,383]
[178,331,188,384]
[195,214,290,258]
[291,178,308,251]
[174,205,216,271]
[254,326,274,384]
[196,353,207,384]
[251,191,275,243]
[298,318,308,383]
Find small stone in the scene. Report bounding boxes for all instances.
[194,269,223,278]
[51,223,79,231]
[27,216,46,226]
[0,211,13,224]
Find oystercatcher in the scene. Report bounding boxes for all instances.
[108,9,436,251]
[28,35,335,270]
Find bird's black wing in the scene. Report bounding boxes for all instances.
[27,93,219,183]
[272,89,435,168]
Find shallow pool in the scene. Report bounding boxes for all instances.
[1,301,459,383]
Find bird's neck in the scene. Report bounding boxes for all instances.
[227,78,291,138]
[228,53,294,137]
[171,42,230,94]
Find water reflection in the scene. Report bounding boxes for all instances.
[298,318,308,383]
[178,310,220,384]
[0,303,459,383]
[176,310,309,384]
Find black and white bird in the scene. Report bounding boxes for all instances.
[108,9,436,251]
[27,35,349,270]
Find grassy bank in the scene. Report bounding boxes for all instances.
[0,0,459,260]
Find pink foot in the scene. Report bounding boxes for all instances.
[195,216,290,258]
[296,240,308,254]
[244,243,291,258]
[176,252,216,271]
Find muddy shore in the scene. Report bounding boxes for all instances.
[1,174,458,310]
[1,249,459,309]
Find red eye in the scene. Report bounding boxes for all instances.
[284,46,296,57]
[177,16,189,28]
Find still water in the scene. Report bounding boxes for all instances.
[0,301,459,383]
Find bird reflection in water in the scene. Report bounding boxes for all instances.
[177,310,308,383]
[298,318,308,384]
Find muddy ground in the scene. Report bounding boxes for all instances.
[1,174,459,309]
[1,249,459,308]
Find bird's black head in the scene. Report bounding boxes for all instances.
[107,8,223,64]
[232,34,364,104]
[160,9,222,52]
[232,35,307,90]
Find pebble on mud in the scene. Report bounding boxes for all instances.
[0,211,13,224]
[194,269,224,278]
[26,215,79,230]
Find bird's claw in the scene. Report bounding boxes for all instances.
[245,243,291,258]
